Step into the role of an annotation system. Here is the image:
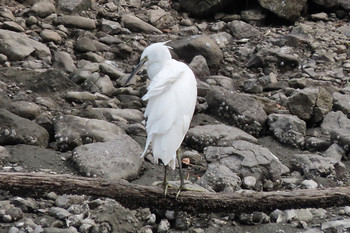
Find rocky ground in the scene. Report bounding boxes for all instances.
[0,0,350,232]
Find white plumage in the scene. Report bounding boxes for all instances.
[126,42,197,171]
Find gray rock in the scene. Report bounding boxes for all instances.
[43,227,78,233]
[312,0,338,9]
[99,62,125,80]
[55,195,85,208]
[121,14,162,34]
[246,47,299,69]
[90,199,142,232]
[314,88,333,123]
[278,209,314,223]
[4,207,23,221]
[186,124,258,152]
[55,15,96,30]
[81,52,104,63]
[339,0,350,10]
[321,111,350,152]
[284,25,314,50]
[114,43,133,59]
[243,176,257,189]
[11,197,38,212]
[241,8,267,25]
[310,12,328,21]
[179,0,232,17]
[100,19,122,34]
[158,219,170,233]
[188,55,210,81]
[338,24,350,37]
[31,1,56,18]
[288,87,332,122]
[301,179,318,189]
[242,78,264,93]
[291,152,345,177]
[57,0,91,13]
[53,51,76,73]
[333,92,350,117]
[208,75,235,91]
[322,143,345,161]
[8,101,41,120]
[63,91,103,103]
[0,109,49,147]
[305,136,332,152]
[0,7,15,21]
[148,8,174,30]
[99,35,123,45]
[239,212,270,225]
[208,32,234,49]
[205,140,289,188]
[206,86,267,136]
[90,108,143,123]
[74,37,97,53]
[0,29,50,61]
[227,20,260,39]
[49,207,71,220]
[321,219,350,232]
[53,115,125,151]
[71,134,143,180]
[40,29,62,44]
[82,74,114,96]
[0,146,10,159]
[196,163,242,192]
[2,21,25,32]
[268,113,306,148]
[69,69,92,84]
[258,0,307,22]
[30,70,80,95]
[170,35,223,71]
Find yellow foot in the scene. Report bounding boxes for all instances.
[152,181,208,198]
[175,183,208,199]
[152,181,178,197]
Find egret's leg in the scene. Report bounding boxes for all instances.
[163,165,169,196]
[176,149,205,199]
[177,149,185,189]
[176,149,185,199]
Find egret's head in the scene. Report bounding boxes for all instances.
[140,42,172,66]
[124,41,172,86]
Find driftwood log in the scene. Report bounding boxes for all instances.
[0,172,349,213]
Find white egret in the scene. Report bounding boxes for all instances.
[125,42,197,195]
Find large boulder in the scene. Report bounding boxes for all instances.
[170,35,223,71]
[291,152,345,177]
[206,86,267,136]
[72,134,143,180]
[0,29,50,61]
[201,140,289,190]
[179,0,232,17]
[333,92,350,117]
[288,87,332,123]
[53,115,125,151]
[258,0,307,22]
[186,124,258,152]
[321,111,350,153]
[227,20,260,39]
[246,48,299,69]
[311,0,350,11]
[196,163,242,192]
[0,109,49,147]
[268,114,306,148]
